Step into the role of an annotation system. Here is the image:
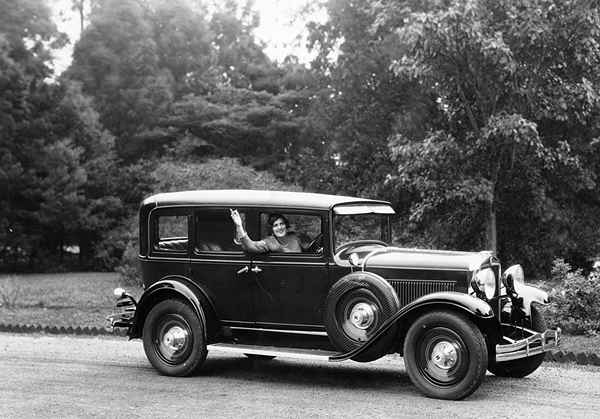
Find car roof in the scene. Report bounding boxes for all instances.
[142,189,391,211]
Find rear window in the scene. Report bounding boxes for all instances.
[153,214,189,253]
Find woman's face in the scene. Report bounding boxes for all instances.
[272,217,287,237]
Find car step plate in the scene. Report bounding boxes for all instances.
[207,343,340,361]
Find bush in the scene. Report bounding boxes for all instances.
[547,259,600,335]
[115,241,142,287]
[0,275,22,308]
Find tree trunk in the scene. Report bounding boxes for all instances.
[78,2,84,35]
[487,204,497,254]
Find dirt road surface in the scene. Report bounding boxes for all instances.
[1,333,599,418]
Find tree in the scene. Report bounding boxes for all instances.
[0,0,69,269]
[377,0,600,272]
[67,0,172,151]
[301,0,427,199]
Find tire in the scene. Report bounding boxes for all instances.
[325,272,400,362]
[244,354,276,361]
[488,304,546,378]
[403,310,488,400]
[143,299,207,376]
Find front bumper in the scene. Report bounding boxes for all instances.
[495,324,561,363]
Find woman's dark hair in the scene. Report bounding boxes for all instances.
[267,213,289,228]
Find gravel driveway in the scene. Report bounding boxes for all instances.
[1,333,599,418]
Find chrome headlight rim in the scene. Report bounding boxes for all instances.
[471,267,497,300]
[502,264,524,294]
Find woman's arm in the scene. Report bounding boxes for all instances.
[230,209,270,253]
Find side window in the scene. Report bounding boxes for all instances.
[195,209,244,253]
[152,213,189,253]
[259,212,323,254]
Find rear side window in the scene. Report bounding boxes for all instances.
[152,213,189,253]
[195,209,244,253]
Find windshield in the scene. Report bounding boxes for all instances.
[333,213,392,252]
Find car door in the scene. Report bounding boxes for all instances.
[190,207,255,326]
[249,211,331,331]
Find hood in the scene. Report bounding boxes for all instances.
[363,248,494,272]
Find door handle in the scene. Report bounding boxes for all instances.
[251,266,262,273]
[237,266,249,274]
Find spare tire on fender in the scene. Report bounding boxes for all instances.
[325,272,400,362]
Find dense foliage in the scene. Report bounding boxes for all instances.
[547,259,600,335]
[1,0,599,279]
[302,0,600,276]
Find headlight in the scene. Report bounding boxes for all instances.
[502,264,524,293]
[349,253,361,266]
[471,268,496,299]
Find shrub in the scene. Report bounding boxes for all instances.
[548,259,600,335]
[115,241,142,287]
[0,275,22,309]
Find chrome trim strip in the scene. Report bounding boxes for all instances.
[229,326,328,336]
[188,259,327,266]
[251,261,328,267]
[146,256,190,262]
[366,265,468,272]
[190,259,251,264]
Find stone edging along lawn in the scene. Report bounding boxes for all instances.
[1,322,599,366]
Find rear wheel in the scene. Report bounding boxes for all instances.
[403,310,488,400]
[143,299,207,376]
[488,304,547,378]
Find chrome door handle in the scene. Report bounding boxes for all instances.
[251,266,262,273]
[237,266,249,274]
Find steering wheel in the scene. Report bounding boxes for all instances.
[334,240,387,260]
[305,233,324,254]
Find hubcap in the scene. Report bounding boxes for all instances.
[430,340,459,370]
[162,325,188,354]
[349,302,376,330]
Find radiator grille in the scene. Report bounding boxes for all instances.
[388,279,456,307]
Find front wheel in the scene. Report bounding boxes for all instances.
[403,311,488,400]
[143,299,207,376]
[487,304,546,378]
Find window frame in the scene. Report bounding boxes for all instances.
[255,209,328,260]
[191,206,250,257]
[148,207,192,258]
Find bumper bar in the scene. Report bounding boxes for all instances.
[105,292,137,333]
[495,324,561,363]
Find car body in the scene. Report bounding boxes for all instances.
[108,189,560,400]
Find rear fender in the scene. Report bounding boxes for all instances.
[330,291,494,362]
[131,276,210,339]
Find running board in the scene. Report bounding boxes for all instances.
[207,343,341,361]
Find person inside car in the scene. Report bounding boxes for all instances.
[230,209,312,253]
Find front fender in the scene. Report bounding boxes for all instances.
[330,292,493,362]
[514,283,548,316]
[131,276,207,339]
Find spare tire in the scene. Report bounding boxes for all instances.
[325,272,400,362]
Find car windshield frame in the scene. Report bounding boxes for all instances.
[331,203,395,253]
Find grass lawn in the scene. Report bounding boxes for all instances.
[0,272,143,329]
[0,272,598,356]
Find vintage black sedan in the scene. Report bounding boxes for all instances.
[108,190,560,400]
